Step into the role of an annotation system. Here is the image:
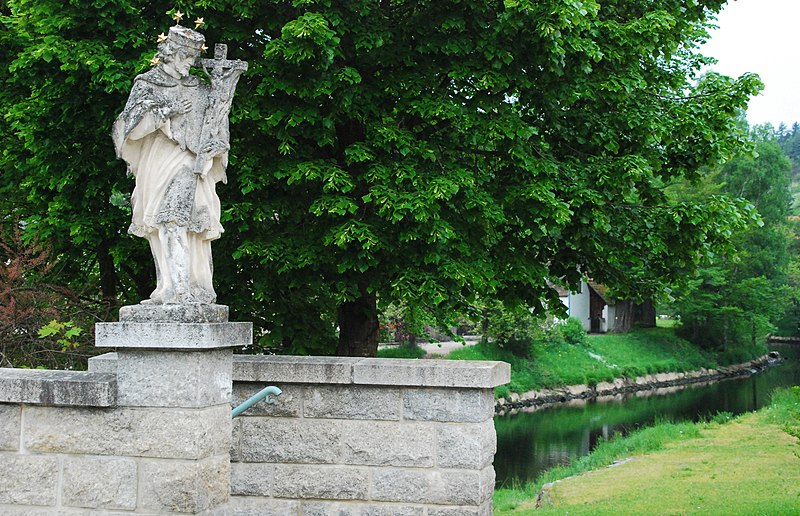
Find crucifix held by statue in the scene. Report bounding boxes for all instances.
[112,19,247,305]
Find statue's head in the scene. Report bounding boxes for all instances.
[158,25,205,77]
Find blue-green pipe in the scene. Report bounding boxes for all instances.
[231,385,282,418]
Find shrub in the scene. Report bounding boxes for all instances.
[561,317,588,346]
[486,304,541,358]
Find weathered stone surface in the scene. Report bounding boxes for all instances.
[437,420,496,469]
[0,404,20,451]
[371,469,482,505]
[224,497,300,515]
[342,420,434,467]
[239,418,340,463]
[95,321,252,349]
[231,355,512,389]
[87,352,118,374]
[233,355,360,384]
[62,456,137,510]
[428,503,493,516]
[0,454,58,505]
[0,369,116,407]
[403,388,495,423]
[119,303,229,323]
[230,462,273,496]
[24,405,230,459]
[232,382,300,417]
[304,385,401,420]
[140,454,230,513]
[479,466,495,503]
[353,358,510,388]
[303,502,424,516]
[231,418,241,462]
[116,348,232,408]
[273,465,368,500]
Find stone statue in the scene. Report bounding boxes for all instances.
[113,20,247,305]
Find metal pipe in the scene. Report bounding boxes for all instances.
[231,385,282,418]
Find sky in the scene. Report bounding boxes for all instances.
[700,0,800,128]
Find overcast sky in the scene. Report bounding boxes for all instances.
[699,0,800,128]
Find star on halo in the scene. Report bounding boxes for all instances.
[194,17,205,29]
[201,44,208,53]
[149,55,161,67]
[157,33,168,43]
[172,10,183,24]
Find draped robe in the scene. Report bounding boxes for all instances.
[112,67,228,304]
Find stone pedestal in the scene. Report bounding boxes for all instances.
[95,304,252,514]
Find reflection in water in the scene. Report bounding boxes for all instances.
[494,343,800,487]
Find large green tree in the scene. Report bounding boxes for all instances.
[1,0,760,356]
[674,132,795,353]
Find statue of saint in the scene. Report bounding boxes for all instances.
[112,21,247,305]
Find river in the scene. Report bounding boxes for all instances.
[493,342,800,487]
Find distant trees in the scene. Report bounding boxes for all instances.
[673,127,797,357]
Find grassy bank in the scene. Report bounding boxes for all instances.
[447,326,764,397]
[495,386,800,514]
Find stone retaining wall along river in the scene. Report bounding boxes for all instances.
[496,354,779,415]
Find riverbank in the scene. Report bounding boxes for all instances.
[494,386,800,514]
[447,326,770,404]
[496,353,779,415]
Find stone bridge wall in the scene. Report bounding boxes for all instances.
[0,349,509,515]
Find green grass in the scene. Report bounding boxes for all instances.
[495,386,800,515]
[376,343,426,359]
[449,327,724,395]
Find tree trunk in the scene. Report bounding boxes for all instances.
[337,288,379,356]
[97,240,117,307]
[635,299,657,328]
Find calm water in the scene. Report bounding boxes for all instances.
[494,343,800,487]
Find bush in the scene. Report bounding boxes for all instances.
[486,304,541,358]
[560,317,588,346]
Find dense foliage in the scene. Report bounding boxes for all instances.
[1,0,761,356]
[672,127,797,355]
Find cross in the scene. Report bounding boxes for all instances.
[200,44,248,74]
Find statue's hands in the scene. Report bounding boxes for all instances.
[203,139,230,157]
[169,99,192,116]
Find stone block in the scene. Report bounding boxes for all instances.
[303,502,424,515]
[304,385,401,420]
[115,348,232,408]
[62,456,137,510]
[0,454,58,505]
[436,420,496,469]
[353,358,511,388]
[371,468,482,505]
[230,418,242,462]
[342,420,434,467]
[230,462,273,496]
[140,454,230,513]
[24,405,230,459]
[119,303,229,323]
[239,418,340,464]
[273,464,368,500]
[88,352,118,374]
[232,382,300,417]
[233,355,360,384]
[402,388,495,423]
[95,321,252,349]
[0,404,21,451]
[0,368,116,407]
[428,503,493,516]
[224,497,300,515]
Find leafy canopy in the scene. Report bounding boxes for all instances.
[1,0,762,354]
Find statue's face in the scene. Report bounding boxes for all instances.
[165,48,199,78]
